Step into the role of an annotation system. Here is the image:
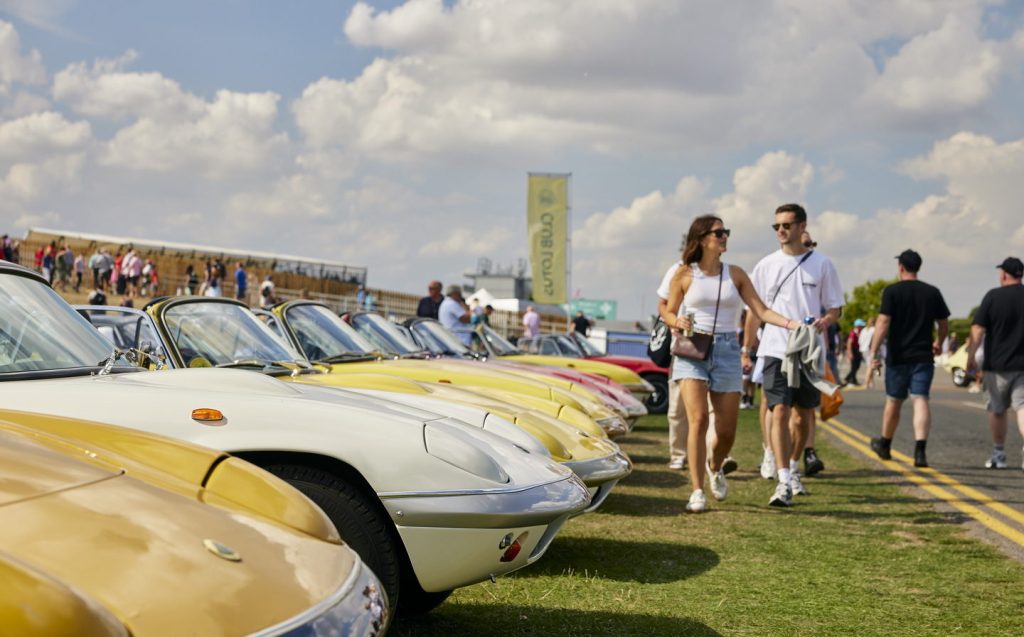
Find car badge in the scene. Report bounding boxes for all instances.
[203,539,242,562]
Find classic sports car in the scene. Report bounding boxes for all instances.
[259,301,628,436]
[943,343,976,388]
[426,321,655,402]
[349,313,647,431]
[0,408,386,636]
[81,300,631,513]
[519,332,670,414]
[0,263,590,615]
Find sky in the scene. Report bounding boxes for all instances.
[0,0,1022,319]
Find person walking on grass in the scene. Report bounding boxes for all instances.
[867,250,950,468]
[968,257,1024,470]
[660,215,796,513]
[743,203,844,508]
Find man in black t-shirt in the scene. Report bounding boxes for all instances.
[867,250,949,468]
[571,311,591,335]
[968,257,1024,470]
[416,280,443,319]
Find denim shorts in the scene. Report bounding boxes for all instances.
[885,362,935,400]
[671,332,742,393]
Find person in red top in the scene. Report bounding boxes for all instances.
[844,319,866,386]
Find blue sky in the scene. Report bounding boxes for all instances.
[1,1,1022,318]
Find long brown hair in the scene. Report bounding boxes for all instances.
[681,215,722,265]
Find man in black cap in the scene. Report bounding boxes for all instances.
[867,249,949,467]
[968,257,1024,470]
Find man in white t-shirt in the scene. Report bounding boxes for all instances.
[743,203,843,508]
[440,284,473,345]
[657,259,736,474]
[522,306,540,338]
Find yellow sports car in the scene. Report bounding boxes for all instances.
[466,322,654,400]
[0,409,386,636]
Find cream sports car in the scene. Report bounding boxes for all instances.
[0,263,590,615]
[81,300,631,513]
[0,408,386,636]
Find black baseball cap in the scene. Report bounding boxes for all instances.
[895,249,922,272]
[997,257,1023,278]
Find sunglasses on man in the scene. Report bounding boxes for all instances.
[771,222,800,231]
[703,228,731,238]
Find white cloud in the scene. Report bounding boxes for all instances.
[0,20,46,89]
[0,152,84,202]
[100,89,288,179]
[0,110,89,159]
[53,51,204,121]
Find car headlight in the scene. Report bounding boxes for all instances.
[424,421,510,484]
[202,457,342,543]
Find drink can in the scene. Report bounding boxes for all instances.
[685,311,696,337]
[803,316,815,325]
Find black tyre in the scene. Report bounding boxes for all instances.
[397,579,453,615]
[951,368,970,387]
[642,372,669,414]
[265,464,403,611]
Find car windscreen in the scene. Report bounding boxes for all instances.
[553,334,585,356]
[282,304,377,361]
[410,320,473,356]
[479,324,520,356]
[569,332,604,357]
[0,274,132,375]
[162,301,301,368]
[350,314,422,356]
[81,310,169,361]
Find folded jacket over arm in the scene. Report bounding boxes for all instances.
[783,325,840,396]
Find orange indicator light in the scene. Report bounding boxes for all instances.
[191,408,225,424]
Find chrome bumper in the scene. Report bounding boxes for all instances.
[258,552,388,637]
[377,474,591,528]
[563,450,633,489]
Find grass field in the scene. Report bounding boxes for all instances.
[391,411,1024,636]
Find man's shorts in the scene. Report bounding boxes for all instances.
[984,371,1024,414]
[762,356,820,410]
[885,362,935,400]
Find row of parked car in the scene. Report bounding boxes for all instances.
[0,261,655,635]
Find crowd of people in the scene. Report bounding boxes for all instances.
[656,203,1023,513]
[416,279,495,344]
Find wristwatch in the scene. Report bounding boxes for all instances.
[740,346,750,355]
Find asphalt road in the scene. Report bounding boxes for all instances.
[820,365,1024,561]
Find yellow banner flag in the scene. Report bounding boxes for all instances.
[527,174,569,305]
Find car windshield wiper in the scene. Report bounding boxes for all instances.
[96,347,165,374]
[316,352,378,364]
[216,358,279,369]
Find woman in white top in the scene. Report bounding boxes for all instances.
[660,215,796,513]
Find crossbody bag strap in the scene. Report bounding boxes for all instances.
[768,251,814,309]
[710,267,723,334]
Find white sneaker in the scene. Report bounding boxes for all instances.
[686,489,707,513]
[768,482,792,507]
[668,455,686,470]
[708,466,728,501]
[984,451,1007,469]
[760,446,776,480]
[790,471,808,496]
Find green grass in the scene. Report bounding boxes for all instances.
[392,412,1024,636]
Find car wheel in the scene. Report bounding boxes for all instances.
[951,368,969,387]
[642,373,669,414]
[265,464,403,611]
[397,580,453,615]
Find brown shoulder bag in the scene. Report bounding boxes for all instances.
[671,267,723,361]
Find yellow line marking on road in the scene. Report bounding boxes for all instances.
[820,418,1024,548]
[825,418,1024,528]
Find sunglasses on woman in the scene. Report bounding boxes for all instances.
[804,241,817,248]
[703,228,731,238]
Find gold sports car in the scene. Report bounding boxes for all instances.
[0,409,386,636]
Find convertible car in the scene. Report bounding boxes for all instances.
[81,300,631,513]
[0,408,386,636]
[518,332,670,414]
[0,263,591,615]
[348,312,647,430]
